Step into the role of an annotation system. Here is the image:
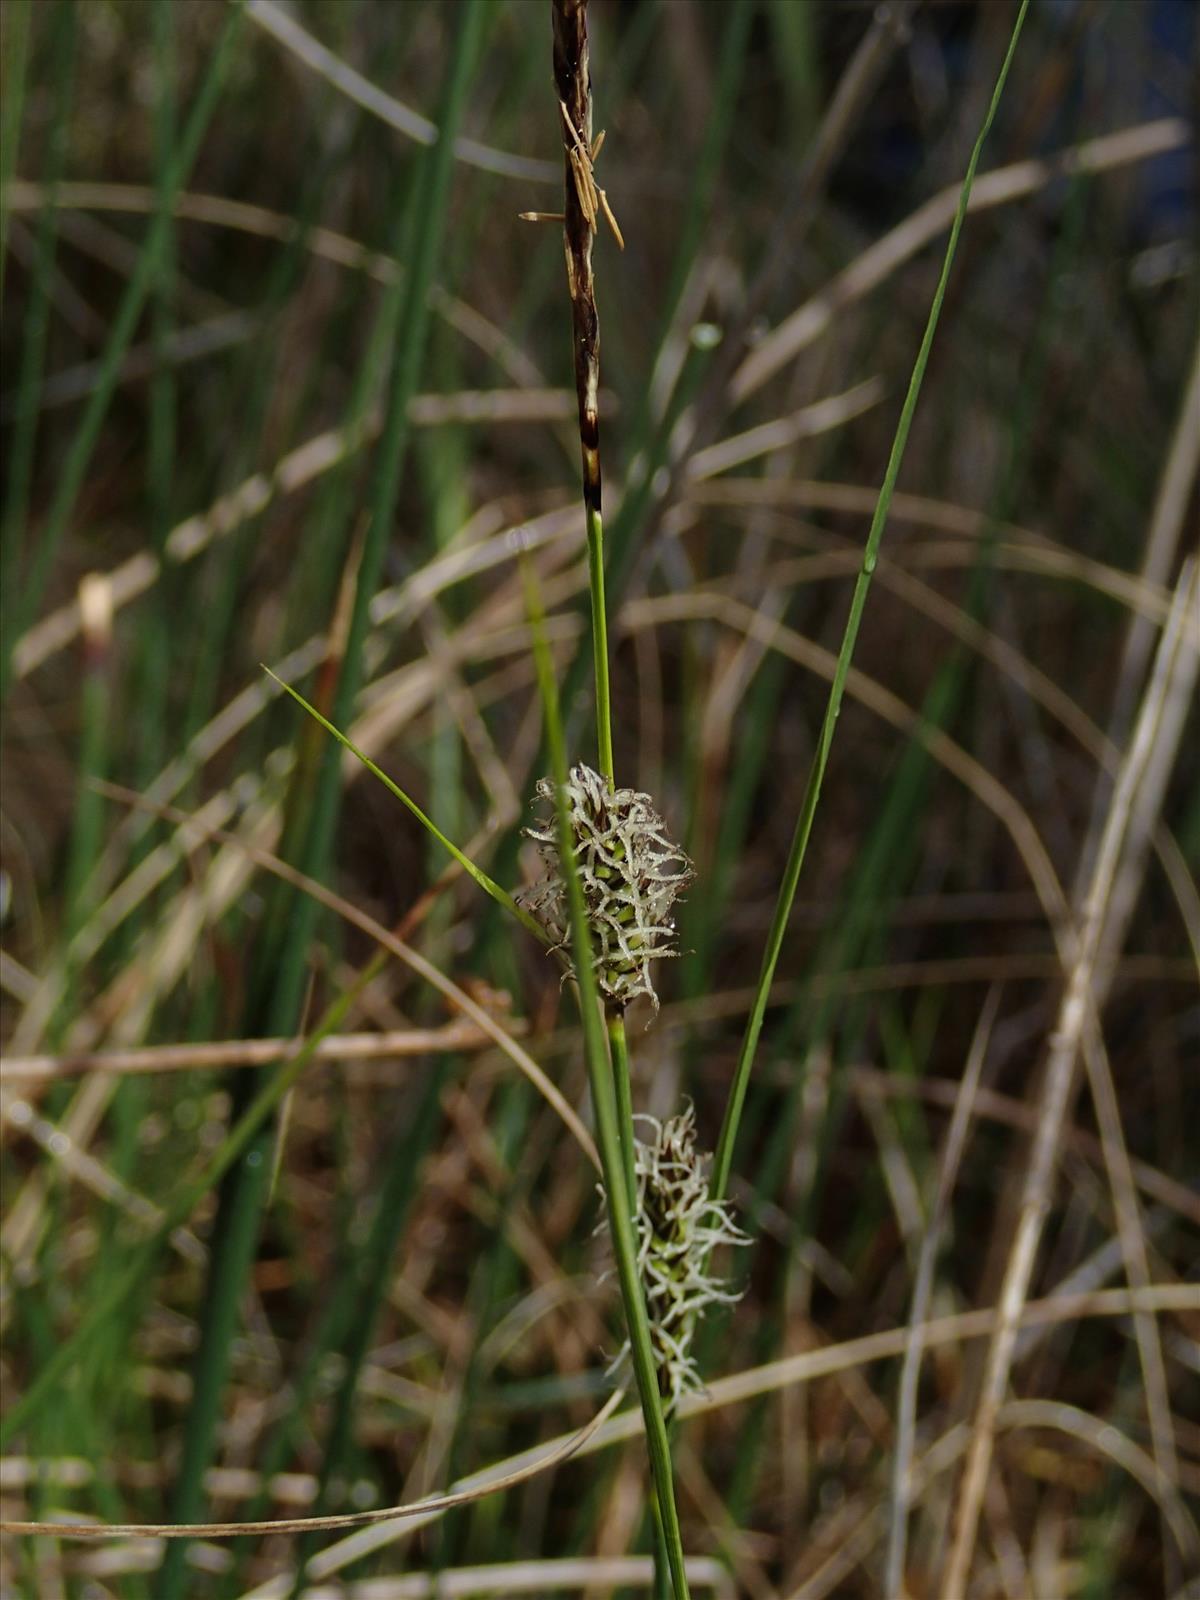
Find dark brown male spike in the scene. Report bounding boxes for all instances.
[551,0,602,517]
[545,0,620,783]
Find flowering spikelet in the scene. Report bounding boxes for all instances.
[518,763,693,1013]
[605,1105,748,1414]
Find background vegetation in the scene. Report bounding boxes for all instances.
[1,1,1196,1596]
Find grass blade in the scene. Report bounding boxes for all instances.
[1,1,244,693]
[523,559,692,1600]
[710,0,1032,1206]
[265,666,547,944]
[153,16,493,1588]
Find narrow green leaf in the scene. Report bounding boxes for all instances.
[523,560,692,1600]
[710,0,1032,1207]
[264,667,548,946]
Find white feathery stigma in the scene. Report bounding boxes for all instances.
[518,763,693,1014]
[604,1104,748,1414]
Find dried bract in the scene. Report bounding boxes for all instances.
[518,763,693,1013]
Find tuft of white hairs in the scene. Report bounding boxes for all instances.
[603,1104,748,1414]
[518,763,693,1014]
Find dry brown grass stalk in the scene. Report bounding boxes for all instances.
[942,558,1200,1598]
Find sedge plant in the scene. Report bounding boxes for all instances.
[8,5,1190,1597]
[22,0,1030,1576]
[264,3,1031,1591]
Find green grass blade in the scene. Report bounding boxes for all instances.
[155,19,494,1585]
[285,1062,447,1594]
[256,0,492,1044]
[0,0,34,306]
[0,0,76,646]
[709,0,1031,1207]
[586,503,615,782]
[265,667,547,945]
[523,560,692,1600]
[1,0,245,695]
[0,954,385,1450]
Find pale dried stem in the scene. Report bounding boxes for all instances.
[675,0,917,464]
[943,559,1200,1599]
[1078,1025,1183,1578]
[2,1390,626,1542]
[4,180,548,385]
[0,1087,205,1268]
[622,590,1070,935]
[7,1288,1190,1557]
[623,562,1199,972]
[1068,553,1200,1583]
[0,1021,519,1084]
[786,1387,1199,1600]
[244,0,557,183]
[236,1284,1194,1581]
[844,1065,1200,1228]
[13,409,579,680]
[885,987,1002,1598]
[688,478,1175,620]
[683,377,885,481]
[18,787,602,1174]
[997,1400,1198,1572]
[15,537,580,1057]
[1102,327,1200,746]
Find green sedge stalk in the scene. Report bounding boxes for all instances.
[524,559,692,1600]
[710,0,1031,1209]
[586,504,615,783]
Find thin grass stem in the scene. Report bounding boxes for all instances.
[0,1,244,694]
[608,1012,638,1216]
[265,667,548,946]
[587,504,615,783]
[710,0,1031,1208]
[524,560,692,1600]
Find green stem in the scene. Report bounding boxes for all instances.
[160,23,490,1583]
[525,564,691,1600]
[258,0,491,1041]
[709,0,1030,1209]
[0,0,76,653]
[286,1062,446,1597]
[608,1012,638,1217]
[586,504,615,783]
[0,0,32,308]
[0,955,385,1449]
[1,0,244,696]
[571,927,691,1600]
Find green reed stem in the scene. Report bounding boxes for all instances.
[710,0,1030,1208]
[524,561,691,1600]
[608,1012,638,1216]
[610,1007,674,1600]
[586,505,615,783]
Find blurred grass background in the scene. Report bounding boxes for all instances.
[1,0,1197,1596]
